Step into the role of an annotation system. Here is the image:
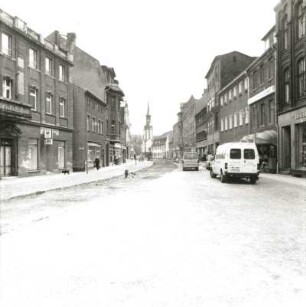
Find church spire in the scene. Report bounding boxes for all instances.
[147,102,150,115]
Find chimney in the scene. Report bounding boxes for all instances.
[66,32,76,53]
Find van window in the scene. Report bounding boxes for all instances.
[183,152,198,159]
[230,149,241,159]
[244,149,255,159]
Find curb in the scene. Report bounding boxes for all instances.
[1,162,154,202]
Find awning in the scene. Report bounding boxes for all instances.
[240,130,277,146]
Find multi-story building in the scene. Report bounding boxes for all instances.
[195,91,209,159]
[47,32,126,169]
[275,0,306,176]
[219,70,250,145]
[0,9,73,177]
[151,131,172,159]
[172,117,182,159]
[246,26,278,172]
[205,51,256,154]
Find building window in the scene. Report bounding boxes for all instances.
[2,78,12,99]
[221,118,224,132]
[267,57,274,80]
[92,117,96,133]
[1,32,12,57]
[238,81,243,94]
[298,58,305,98]
[239,110,244,126]
[45,57,53,75]
[245,107,249,124]
[283,15,289,49]
[234,112,238,128]
[220,95,224,106]
[111,120,115,134]
[100,121,103,134]
[59,64,65,82]
[244,78,249,91]
[28,139,38,170]
[59,98,66,118]
[229,115,233,129]
[260,103,265,126]
[45,93,53,114]
[233,86,237,98]
[253,71,258,90]
[29,48,38,69]
[268,100,275,124]
[284,68,290,104]
[297,2,306,39]
[87,115,90,131]
[229,89,232,101]
[224,93,228,104]
[224,117,228,131]
[260,65,265,84]
[29,87,38,111]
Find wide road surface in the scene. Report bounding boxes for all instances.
[0,160,305,307]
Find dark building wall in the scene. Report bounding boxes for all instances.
[0,11,73,176]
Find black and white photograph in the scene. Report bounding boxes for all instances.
[0,0,306,306]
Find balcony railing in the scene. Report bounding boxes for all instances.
[0,98,31,118]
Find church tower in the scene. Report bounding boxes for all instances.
[142,103,153,155]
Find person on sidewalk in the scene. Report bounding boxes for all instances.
[134,154,137,165]
[94,157,100,170]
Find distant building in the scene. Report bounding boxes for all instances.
[195,91,209,159]
[141,104,153,157]
[0,9,73,176]
[151,131,172,159]
[275,0,306,176]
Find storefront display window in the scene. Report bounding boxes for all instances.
[296,123,306,167]
[28,139,38,170]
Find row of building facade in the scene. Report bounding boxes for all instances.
[169,0,306,176]
[0,8,130,177]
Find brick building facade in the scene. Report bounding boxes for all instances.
[0,9,73,177]
[275,0,306,176]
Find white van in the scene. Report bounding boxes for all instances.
[210,142,259,184]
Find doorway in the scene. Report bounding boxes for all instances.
[282,126,291,169]
[0,139,13,176]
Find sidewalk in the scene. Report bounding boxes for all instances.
[259,172,306,187]
[0,160,153,202]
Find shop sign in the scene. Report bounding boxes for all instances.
[248,86,275,105]
[44,129,52,139]
[44,139,53,145]
[294,111,306,124]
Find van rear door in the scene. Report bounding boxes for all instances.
[242,148,257,173]
[228,148,243,173]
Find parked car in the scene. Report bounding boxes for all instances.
[182,152,199,171]
[210,142,260,184]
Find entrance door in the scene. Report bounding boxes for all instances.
[0,140,12,176]
[283,126,291,169]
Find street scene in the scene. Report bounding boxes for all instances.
[1,0,306,306]
[1,160,306,306]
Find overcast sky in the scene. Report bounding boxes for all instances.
[2,0,278,135]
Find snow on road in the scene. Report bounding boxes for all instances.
[0,164,305,307]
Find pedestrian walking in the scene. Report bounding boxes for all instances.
[94,157,100,170]
[134,154,137,164]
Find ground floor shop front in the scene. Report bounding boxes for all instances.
[278,106,306,176]
[0,124,73,177]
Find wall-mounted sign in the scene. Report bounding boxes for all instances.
[44,139,53,145]
[295,111,306,124]
[44,129,52,139]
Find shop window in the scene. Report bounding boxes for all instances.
[28,139,38,170]
[58,141,65,169]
